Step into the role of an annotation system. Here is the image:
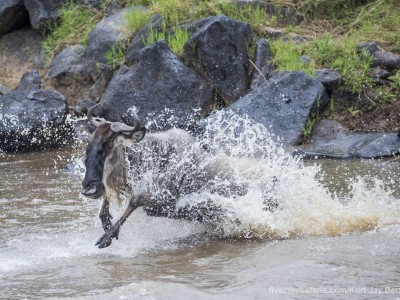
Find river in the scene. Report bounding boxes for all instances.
[1,117,400,299]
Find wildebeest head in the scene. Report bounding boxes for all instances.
[81,104,146,198]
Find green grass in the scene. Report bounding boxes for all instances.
[104,41,126,70]
[270,39,316,76]
[125,6,152,33]
[215,1,278,30]
[42,1,101,63]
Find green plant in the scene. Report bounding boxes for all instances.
[105,41,126,70]
[375,86,395,103]
[42,1,101,63]
[302,115,316,142]
[216,2,277,30]
[167,27,190,56]
[389,70,400,91]
[332,48,373,93]
[125,6,152,34]
[271,39,316,76]
[143,22,166,45]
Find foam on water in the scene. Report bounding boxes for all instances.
[126,110,400,240]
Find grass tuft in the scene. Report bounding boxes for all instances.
[42,1,101,63]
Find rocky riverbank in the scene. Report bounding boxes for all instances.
[0,0,399,157]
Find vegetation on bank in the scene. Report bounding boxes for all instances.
[42,0,400,133]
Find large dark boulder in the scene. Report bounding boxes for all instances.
[0,71,74,153]
[99,40,214,129]
[0,0,29,36]
[46,45,93,106]
[294,119,400,159]
[23,0,66,30]
[358,42,400,71]
[183,15,252,104]
[218,71,329,146]
[85,8,130,80]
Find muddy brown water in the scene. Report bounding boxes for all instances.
[1,144,400,300]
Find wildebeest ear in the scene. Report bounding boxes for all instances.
[131,127,146,142]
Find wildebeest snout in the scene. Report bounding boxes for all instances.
[81,181,104,199]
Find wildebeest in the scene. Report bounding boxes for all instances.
[81,104,273,248]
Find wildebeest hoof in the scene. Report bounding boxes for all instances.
[95,226,120,248]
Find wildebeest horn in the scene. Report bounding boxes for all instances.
[110,122,137,133]
[121,108,141,132]
[87,104,106,127]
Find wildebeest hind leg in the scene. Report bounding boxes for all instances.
[95,193,151,248]
[99,199,112,231]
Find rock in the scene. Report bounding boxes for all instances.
[294,119,400,159]
[125,14,164,64]
[0,0,29,36]
[0,86,74,153]
[73,99,97,116]
[99,40,214,129]
[370,68,391,79]
[85,8,130,80]
[0,28,43,89]
[0,85,9,95]
[87,68,113,102]
[223,71,329,146]
[282,32,313,44]
[358,42,400,70]
[314,69,341,92]
[46,45,93,105]
[16,70,41,91]
[229,0,303,26]
[250,38,273,90]
[260,26,284,39]
[23,0,66,30]
[183,15,252,104]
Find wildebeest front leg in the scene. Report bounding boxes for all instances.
[96,193,151,248]
[99,199,112,231]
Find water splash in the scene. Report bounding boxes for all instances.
[125,110,400,239]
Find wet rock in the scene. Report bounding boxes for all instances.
[87,68,113,102]
[23,0,66,30]
[250,38,273,90]
[229,0,303,26]
[358,42,400,70]
[183,15,252,104]
[46,45,93,105]
[85,8,130,80]
[125,14,164,64]
[0,28,43,89]
[294,119,400,159]
[225,71,329,146]
[0,0,29,36]
[314,69,341,92]
[100,40,214,129]
[73,99,97,116]
[0,77,74,152]
[0,85,9,95]
[16,70,41,91]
